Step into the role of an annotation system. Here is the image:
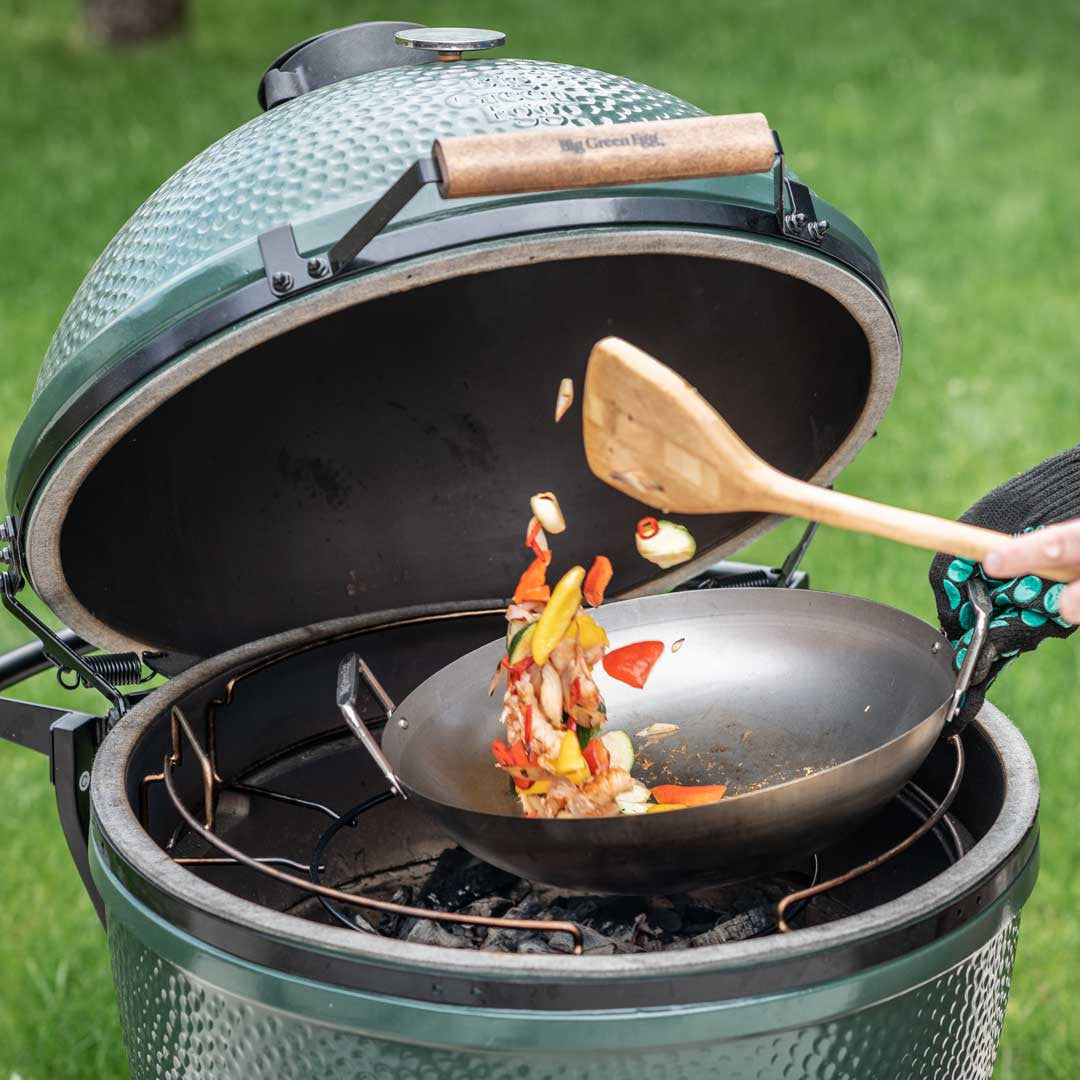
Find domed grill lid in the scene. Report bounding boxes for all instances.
[10,31,900,661]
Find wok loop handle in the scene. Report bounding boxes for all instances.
[433,113,776,199]
[942,579,993,739]
[336,654,407,799]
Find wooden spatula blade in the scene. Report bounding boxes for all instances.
[581,337,1072,581]
[583,336,772,514]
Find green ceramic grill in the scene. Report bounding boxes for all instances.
[0,22,1036,1080]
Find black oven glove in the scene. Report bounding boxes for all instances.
[929,444,1080,725]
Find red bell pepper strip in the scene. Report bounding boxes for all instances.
[602,640,664,689]
[636,517,660,540]
[509,739,537,789]
[513,553,552,604]
[569,677,582,708]
[500,655,534,679]
[583,555,613,607]
[492,739,539,789]
[651,783,728,807]
[525,518,549,559]
[582,737,609,777]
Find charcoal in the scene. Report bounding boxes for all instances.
[350,911,378,934]
[480,926,529,953]
[356,845,833,954]
[650,907,682,933]
[458,896,512,920]
[405,919,472,949]
[378,886,414,937]
[535,923,618,955]
[517,937,559,955]
[689,906,775,947]
[420,849,518,911]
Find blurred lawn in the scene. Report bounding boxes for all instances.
[1,0,1079,1076]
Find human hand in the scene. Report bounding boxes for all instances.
[928,443,1080,725]
[984,521,1080,623]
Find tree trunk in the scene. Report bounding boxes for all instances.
[84,0,187,46]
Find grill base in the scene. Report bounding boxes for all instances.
[108,909,1020,1080]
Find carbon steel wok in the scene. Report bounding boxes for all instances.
[339,587,986,895]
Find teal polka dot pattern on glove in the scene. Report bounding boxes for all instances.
[929,445,1080,728]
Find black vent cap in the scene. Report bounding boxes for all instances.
[258,21,428,111]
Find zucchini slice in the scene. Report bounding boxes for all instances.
[508,622,536,665]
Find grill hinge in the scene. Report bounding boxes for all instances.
[258,156,441,298]
[772,131,830,244]
[0,516,158,723]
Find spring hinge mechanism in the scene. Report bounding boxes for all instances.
[0,517,157,723]
[772,132,830,244]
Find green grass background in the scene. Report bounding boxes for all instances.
[1,0,1078,1075]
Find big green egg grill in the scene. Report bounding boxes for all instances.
[0,21,1037,1080]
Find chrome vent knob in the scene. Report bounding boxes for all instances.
[394,27,505,61]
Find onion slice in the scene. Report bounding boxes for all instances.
[635,519,696,569]
[530,492,566,534]
[554,377,574,422]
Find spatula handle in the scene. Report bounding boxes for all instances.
[768,476,1072,583]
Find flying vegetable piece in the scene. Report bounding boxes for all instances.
[583,555,613,607]
[525,516,549,558]
[651,783,728,807]
[635,517,697,569]
[554,730,591,785]
[530,491,566,534]
[581,735,610,776]
[570,613,608,650]
[554,377,574,422]
[532,565,586,665]
[635,722,680,739]
[602,640,664,689]
[513,554,552,605]
[491,739,543,791]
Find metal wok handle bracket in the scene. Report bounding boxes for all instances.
[942,578,994,739]
[336,654,406,799]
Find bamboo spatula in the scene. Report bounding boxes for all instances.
[582,337,1068,582]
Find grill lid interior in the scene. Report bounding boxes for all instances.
[26,236,898,658]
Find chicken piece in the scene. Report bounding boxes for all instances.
[507,674,562,761]
[538,769,633,819]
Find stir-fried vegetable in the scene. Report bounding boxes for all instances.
[581,735,609,776]
[554,730,591,785]
[602,641,664,689]
[532,565,585,664]
[507,622,536,664]
[599,730,634,772]
[495,501,724,820]
[555,377,574,422]
[525,517,549,558]
[491,739,538,790]
[583,555,613,607]
[530,492,566,534]
[635,518,697,569]
[513,554,551,604]
[571,613,608,650]
[652,783,728,807]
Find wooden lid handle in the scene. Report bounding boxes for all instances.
[433,113,775,199]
